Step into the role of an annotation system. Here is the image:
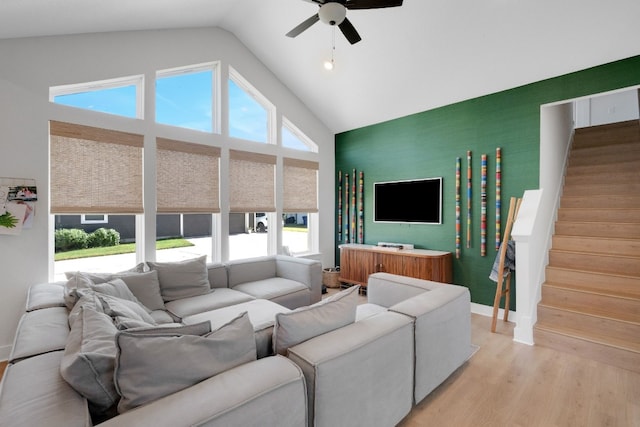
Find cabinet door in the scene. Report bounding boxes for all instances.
[375,252,404,275]
[402,256,434,280]
[340,248,376,286]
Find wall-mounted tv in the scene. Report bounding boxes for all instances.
[373,177,442,224]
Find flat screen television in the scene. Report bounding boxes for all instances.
[373,177,442,224]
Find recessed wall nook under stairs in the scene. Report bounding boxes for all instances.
[534,119,640,373]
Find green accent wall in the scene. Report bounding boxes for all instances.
[335,55,640,309]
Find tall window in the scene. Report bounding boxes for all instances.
[155,138,221,262]
[282,158,318,255]
[156,63,218,133]
[50,121,144,279]
[228,67,275,143]
[50,75,143,119]
[228,150,276,259]
[282,117,318,152]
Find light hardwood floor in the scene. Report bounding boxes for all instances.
[1,305,638,426]
[400,313,640,427]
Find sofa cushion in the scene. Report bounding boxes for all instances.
[164,288,254,319]
[149,309,176,324]
[114,313,256,413]
[226,256,277,287]
[183,299,292,358]
[68,291,103,328]
[9,307,69,363]
[232,277,308,301]
[63,264,145,309]
[112,270,165,312]
[0,351,91,427]
[273,285,360,355]
[98,294,157,325]
[356,303,388,322]
[146,255,211,302]
[60,305,120,413]
[91,278,148,309]
[25,282,66,311]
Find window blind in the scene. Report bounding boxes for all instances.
[156,138,221,213]
[49,121,144,214]
[283,158,319,213]
[229,149,276,213]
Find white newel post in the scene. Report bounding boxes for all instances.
[511,189,544,345]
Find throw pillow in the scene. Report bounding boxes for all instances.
[112,270,165,312]
[90,278,146,308]
[114,313,256,413]
[60,305,120,413]
[146,255,211,302]
[98,294,157,326]
[273,285,360,356]
[63,272,94,310]
[63,263,145,309]
[68,290,103,329]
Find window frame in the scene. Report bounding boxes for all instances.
[282,117,318,153]
[228,66,276,144]
[49,75,144,119]
[155,61,220,134]
[80,214,108,225]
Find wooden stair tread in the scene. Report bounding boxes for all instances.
[534,322,640,353]
[551,235,640,257]
[537,300,640,324]
[557,208,640,223]
[543,279,640,300]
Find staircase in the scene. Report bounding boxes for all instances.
[534,119,640,373]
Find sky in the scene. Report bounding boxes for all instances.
[53,69,310,151]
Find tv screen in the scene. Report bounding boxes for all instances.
[374,177,442,224]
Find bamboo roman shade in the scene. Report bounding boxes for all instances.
[229,149,276,213]
[50,121,144,214]
[283,158,319,213]
[156,138,221,213]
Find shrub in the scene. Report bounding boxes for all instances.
[87,227,120,248]
[55,228,89,252]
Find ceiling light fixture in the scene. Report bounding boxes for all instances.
[318,3,346,26]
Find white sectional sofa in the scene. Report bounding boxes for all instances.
[0,257,473,427]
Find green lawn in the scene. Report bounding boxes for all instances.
[54,238,194,261]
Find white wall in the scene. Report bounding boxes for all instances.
[0,27,335,359]
[575,88,640,127]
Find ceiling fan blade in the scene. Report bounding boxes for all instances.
[346,0,403,9]
[286,14,320,38]
[338,17,361,44]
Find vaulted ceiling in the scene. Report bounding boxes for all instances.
[1,0,639,133]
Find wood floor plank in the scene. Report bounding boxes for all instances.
[399,314,640,427]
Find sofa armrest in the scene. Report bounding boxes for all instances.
[367,272,446,308]
[287,311,413,427]
[96,356,307,427]
[390,285,472,403]
[275,256,323,304]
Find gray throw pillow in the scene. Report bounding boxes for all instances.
[98,294,157,326]
[273,285,360,355]
[114,312,256,413]
[63,264,145,309]
[91,278,146,308]
[68,291,103,329]
[113,270,165,312]
[60,306,119,412]
[146,255,211,302]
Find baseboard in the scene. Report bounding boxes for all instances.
[0,344,11,362]
[471,302,516,321]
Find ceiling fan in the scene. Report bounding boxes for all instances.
[286,0,403,45]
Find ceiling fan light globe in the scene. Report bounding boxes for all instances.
[318,3,346,26]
